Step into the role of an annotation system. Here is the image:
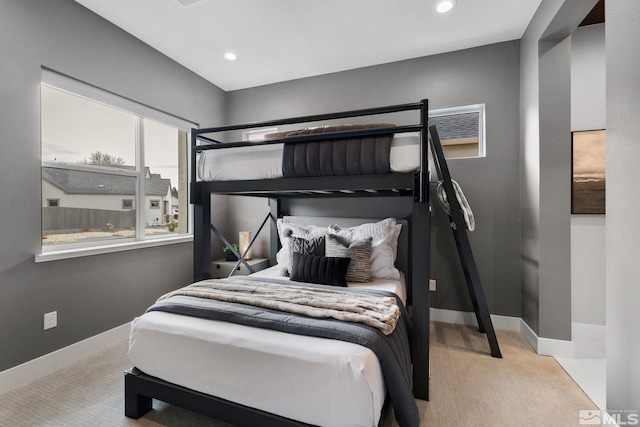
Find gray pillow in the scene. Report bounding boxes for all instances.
[287,236,325,276]
[325,235,372,282]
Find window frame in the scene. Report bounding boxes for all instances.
[37,69,195,263]
[47,199,60,207]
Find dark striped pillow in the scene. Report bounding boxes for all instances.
[325,235,372,282]
[290,252,351,287]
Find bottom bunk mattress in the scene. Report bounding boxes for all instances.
[128,272,410,427]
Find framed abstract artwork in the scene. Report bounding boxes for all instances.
[571,129,606,214]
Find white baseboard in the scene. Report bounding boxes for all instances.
[519,318,575,357]
[522,322,607,359]
[430,307,521,331]
[430,308,581,358]
[0,322,130,395]
[537,335,575,358]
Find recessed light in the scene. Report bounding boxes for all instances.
[436,0,456,13]
[224,52,237,61]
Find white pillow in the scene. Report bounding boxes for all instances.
[276,218,328,276]
[327,218,402,279]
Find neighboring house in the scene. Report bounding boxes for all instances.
[171,187,179,216]
[41,166,172,228]
[430,112,481,158]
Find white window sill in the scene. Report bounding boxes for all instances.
[34,235,193,263]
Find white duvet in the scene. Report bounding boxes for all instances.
[128,268,407,427]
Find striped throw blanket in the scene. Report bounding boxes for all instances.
[157,278,400,335]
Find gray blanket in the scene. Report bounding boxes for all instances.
[280,123,396,177]
[146,276,418,427]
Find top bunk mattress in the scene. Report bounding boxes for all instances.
[197,132,421,181]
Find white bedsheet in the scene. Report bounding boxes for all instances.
[197,133,421,181]
[128,271,407,427]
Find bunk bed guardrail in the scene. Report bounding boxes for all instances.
[190,100,430,203]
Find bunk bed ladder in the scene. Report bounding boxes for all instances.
[429,125,502,358]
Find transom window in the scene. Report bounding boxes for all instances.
[430,104,485,158]
[40,69,194,254]
[242,127,278,142]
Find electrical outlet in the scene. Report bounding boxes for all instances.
[429,279,437,291]
[44,311,57,330]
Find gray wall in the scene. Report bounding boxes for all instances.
[606,0,640,412]
[0,0,226,372]
[226,41,522,317]
[538,36,572,341]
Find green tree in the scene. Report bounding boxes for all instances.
[82,151,125,166]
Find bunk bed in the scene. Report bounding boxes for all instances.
[125,100,432,427]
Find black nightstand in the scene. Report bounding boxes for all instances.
[210,258,270,278]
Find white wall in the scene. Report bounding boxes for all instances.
[606,0,640,412]
[570,23,606,327]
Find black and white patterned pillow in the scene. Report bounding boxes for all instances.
[290,252,350,287]
[325,235,372,282]
[287,236,325,276]
[276,219,328,276]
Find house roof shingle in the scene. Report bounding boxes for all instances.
[42,166,170,196]
[431,113,479,141]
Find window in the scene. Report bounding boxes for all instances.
[242,127,278,142]
[40,69,194,257]
[430,104,485,158]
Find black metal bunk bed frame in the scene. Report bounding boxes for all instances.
[125,100,432,426]
[192,98,431,391]
[125,99,504,425]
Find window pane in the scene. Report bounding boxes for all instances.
[41,86,136,166]
[41,167,137,246]
[143,120,188,236]
[430,109,482,158]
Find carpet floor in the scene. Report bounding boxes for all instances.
[0,322,597,426]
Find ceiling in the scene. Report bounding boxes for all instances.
[580,0,605,26]
[74,0,543,91]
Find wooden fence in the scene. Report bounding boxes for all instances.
[42,207,136,232]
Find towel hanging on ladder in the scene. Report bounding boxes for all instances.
[436,179,475,231]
